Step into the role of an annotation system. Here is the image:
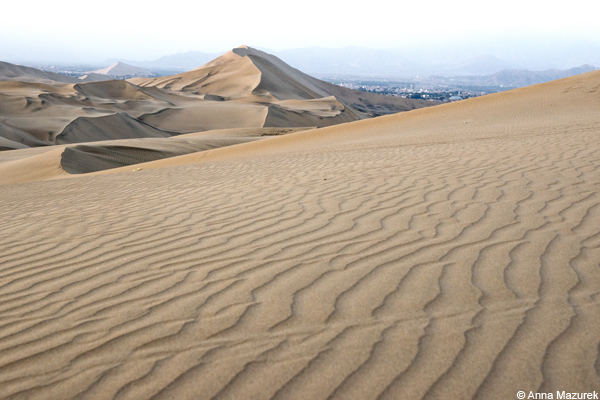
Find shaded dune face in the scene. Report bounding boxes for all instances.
[60,144,180,173]
[264,102,356,128]
[56,113,172,144]
[0,122,48,149]
[0,70,599,399]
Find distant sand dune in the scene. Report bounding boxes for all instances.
[0,70,599,399]
[89,62,152,78]
[0,61,80,84]
[0,47,435,149]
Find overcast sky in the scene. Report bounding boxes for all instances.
[1,0,599,63]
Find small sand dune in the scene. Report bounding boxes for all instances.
[73,80,155,102]
[0,122,48,148]
[56,113,172,144]
[60,136,261,174]
[1,70,600,400]
[89,62,152,78]
[0,127,308,184]
[0,136,29,151]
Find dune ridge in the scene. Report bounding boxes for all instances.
[0,68,599,399]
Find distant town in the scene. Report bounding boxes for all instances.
[318,75,505,102]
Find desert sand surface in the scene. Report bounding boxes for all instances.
[0,47,434,151]
[1,67,600,400]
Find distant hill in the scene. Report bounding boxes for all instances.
[438,55,513,76]
[102,51,221,72]
[274,47,421,75]
[144,51,221,70]
[104,47,518,77]
[432,64,598,88]
[90,62,153,77]
[107,45,597,78]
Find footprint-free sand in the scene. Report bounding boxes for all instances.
[1,70,599,399]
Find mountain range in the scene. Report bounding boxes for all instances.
[427,64,598,88]
[98,40,600,78]
[103,51,221,72]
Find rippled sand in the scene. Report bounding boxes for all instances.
[1,70,599,399]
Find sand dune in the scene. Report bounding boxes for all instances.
[0,49,435,150]
[90,62,152,78]
[0,61,114,84]
[0,80,168,145]
[0,61,80,84]
[0,69,599,399]
[56,113,172,144]
[60,136,261,174]
[133,46,429,118]
[77,73,113,82]
[138,102,269,133]
[73,80,157,101]
[0,127,307,184]
[0,135,29,151]
[0,121,48,149]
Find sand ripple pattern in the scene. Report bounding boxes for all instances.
[1,128,600,399]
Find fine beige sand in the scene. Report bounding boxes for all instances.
[1,69,600,399]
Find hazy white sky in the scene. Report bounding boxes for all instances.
[1,0,599,62]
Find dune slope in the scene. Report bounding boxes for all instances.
[0,71,599,400]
